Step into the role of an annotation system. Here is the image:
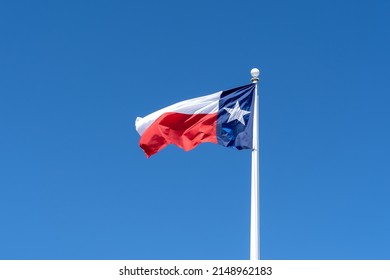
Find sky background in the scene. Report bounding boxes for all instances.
[1,0,390,260]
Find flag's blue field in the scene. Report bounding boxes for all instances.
[0,0,389,260]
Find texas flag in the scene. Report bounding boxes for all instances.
[135,83,256,158]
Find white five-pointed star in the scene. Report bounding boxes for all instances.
[223,101,251,125]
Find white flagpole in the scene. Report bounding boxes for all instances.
[250,68,260,260]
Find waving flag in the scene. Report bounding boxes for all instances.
[135,83,256,157]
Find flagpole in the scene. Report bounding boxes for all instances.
[250,68,260,260]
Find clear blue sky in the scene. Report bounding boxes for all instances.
[1,0,389,260]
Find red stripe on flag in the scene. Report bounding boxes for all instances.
[139,112,218,157]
